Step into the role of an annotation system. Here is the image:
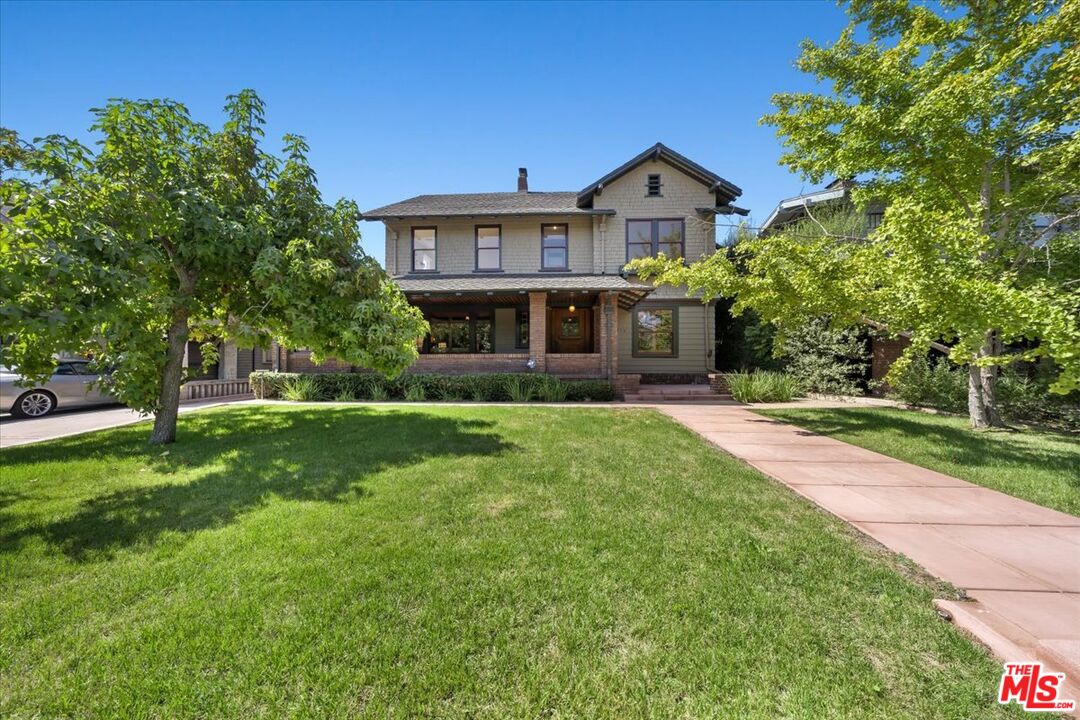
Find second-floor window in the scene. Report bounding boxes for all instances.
[542,224,569,270]
[627,219,684,260]
[412,227,437,272]
[475,225,501,271]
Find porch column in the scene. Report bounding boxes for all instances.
[528,291,547,372]
[599,291,619,379]
[220,341,238,380]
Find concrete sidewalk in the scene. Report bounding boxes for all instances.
[0,396,252,448]
[658,402,1080,703]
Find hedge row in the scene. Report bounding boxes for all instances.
[249,371,614,403]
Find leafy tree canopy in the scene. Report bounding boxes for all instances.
[0,90,426,442]
[630,0,1080,427]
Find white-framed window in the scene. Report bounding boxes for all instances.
[475,225,501,271]
[412,227,437,272]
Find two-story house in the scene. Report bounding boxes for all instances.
[349,143,746,392]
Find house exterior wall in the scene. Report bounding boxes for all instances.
[384,215,594,275]
[493,307,521,353]
[369,151,730,380]
[617,301,713,374]
[588,160,716,276]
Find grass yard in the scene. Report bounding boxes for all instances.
[0,405,1020,718]
[758,406,1080,516]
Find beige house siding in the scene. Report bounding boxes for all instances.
[384,216,594,275]
[378,150,729,378]
[617,301,713,374]
[493,307,522,353]
[588,159,716,274]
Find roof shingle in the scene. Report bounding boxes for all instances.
[363,192,610,220]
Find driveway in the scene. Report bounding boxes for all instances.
[0,397,252,448]
[658,402,1080,704]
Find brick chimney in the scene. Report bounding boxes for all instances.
[517,167,528,193]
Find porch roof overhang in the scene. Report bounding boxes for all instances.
[394,273,654,308]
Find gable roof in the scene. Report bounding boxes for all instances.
[362,142,745,220]
[362,191,613,221]
[576,142,743,209]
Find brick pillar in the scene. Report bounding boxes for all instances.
[528,291,547,372]
[871,336,911,394]
[598,291,620,379]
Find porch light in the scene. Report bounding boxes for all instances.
[568,304,576,313]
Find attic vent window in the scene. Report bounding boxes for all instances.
[646,174,662,197]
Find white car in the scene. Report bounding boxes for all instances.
[1,360,114,417]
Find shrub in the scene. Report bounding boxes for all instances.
[279,375,323,402]
[403,381,426,402]
[997,364,1080,431]
[538,378,569,402]
[887,356,967,413]
[248,371,614,403]
[887,357,1079,430]
[778,317,869,395]
[505,376,535,403]
[724,371,802,403]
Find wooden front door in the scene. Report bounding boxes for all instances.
[548,307,592,353]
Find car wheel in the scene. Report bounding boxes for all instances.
[12,390,56,418]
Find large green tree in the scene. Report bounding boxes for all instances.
[0,91,426,443]
[631,0,1080,428]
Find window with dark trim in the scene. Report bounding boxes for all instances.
[646,174,662,196]
[428,316,469,353]
[866,212,884,231]
[475,225,501,271]
[541,224,569,270]
[424,310,494,354]
[632,307,677,357]
[626,219,684,261]
[515,308,529,348]
[412,227,437,272]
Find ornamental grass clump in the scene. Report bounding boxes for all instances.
[725,371,802,403]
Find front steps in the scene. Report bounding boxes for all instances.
[622,383,735,403]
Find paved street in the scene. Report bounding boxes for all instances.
[0,397,251,448]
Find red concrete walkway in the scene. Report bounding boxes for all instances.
[657,403,1080,704]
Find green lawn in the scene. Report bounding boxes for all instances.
[1,406,1019,718]
[757,406,1080,516]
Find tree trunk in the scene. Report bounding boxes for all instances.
[967,331,1004,429]
[149,305,191,445]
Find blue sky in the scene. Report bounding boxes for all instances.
[0,0,846,267]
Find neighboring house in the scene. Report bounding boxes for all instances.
[283,143,747,394]
[184,340,279,381]
[759,180,905,383]
[178,340,279,400]
[759,178,885,236]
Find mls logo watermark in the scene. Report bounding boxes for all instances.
[998,662,1075,712]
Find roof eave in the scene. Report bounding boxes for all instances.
[362,209,616,221]
[576,142,742,207]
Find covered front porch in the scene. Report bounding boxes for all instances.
[398,275,651,379]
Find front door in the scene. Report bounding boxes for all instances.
[548,307,592,353]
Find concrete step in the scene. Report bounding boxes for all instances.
[635,384,715,396]
[624,394,735,403]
